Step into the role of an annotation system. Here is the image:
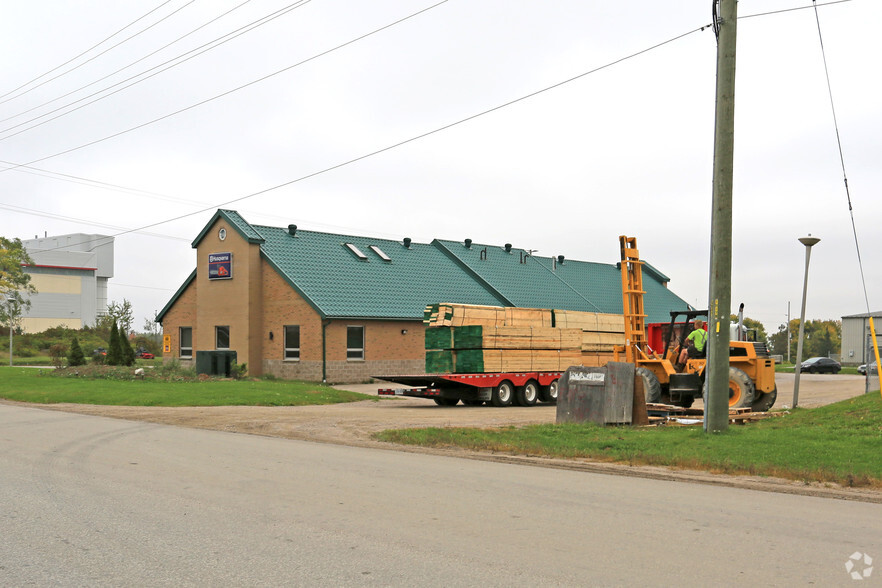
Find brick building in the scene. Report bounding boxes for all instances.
[157,209,692,383]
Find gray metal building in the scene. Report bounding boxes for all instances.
[840,312,882,366]
[20,233,114,333]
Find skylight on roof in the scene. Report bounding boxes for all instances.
[369,245,391,262]
[344,243,368,260]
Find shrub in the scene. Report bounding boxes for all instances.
[106,322,123,366]
[68,337,86,366]
[49,343,68,367]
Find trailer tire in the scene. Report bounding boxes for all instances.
[751,386,777,412]
[539,379,559,404]
[636,367,662,404]
[491,381,514,407]
[433,398,459,406]
[515,381,539,407]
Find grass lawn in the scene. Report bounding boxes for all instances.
[375,393,882,488]
[0,366,371,407]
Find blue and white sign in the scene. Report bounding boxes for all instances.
[208,252,232,280]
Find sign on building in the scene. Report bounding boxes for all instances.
[208,252,232,280]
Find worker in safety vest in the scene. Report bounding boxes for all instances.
[678,319,707,366]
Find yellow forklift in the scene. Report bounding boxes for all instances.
[614,236,777,411]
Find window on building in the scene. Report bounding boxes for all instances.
[284,325,300,361]
[347,326,364,361]
[216,326,230,349]
[180,327,193,358]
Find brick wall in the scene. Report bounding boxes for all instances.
[162,231,429,383]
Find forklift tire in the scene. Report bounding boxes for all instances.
[727,367,755,409]
[433,398,459,406]
[751,386,777,412]
[539,379,559,404]
[491,381,514,407]
[636,367,662,404]
[701,367,755,409]
[514,381,539,406]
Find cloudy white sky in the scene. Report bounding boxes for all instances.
[1,0,879,335]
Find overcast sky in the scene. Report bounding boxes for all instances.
[1,0,879,335]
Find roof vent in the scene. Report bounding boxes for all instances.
[403,237,412,248]
[504,243,512,253]
[557,255,565,264]
[288,224,297,236]
[464,238,472,248]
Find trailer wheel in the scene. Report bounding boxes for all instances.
[515,381,539,407]
[539,379,559,404]
[491,381,514,407]
[751,386,777,412]
[636,367,662,404]
[433,398,459,406]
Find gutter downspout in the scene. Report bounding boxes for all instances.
[321,319,330,383]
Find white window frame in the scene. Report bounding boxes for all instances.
[346,325,364,361]
[216,325,230,350]
[284,325,300,361]
[179,326,193,358]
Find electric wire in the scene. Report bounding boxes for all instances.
[0,0,439,154]
[0,0,311,138]
[811,0,871,313]
[0,1,174,102]
[0,1,198,107]
[740,0,853,20]
[20,22,713,256]
[0,0,259,126]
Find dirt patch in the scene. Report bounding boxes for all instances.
[10,372,881,503]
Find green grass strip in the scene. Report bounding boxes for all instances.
[375,393,882,488]
[0,367,370,407]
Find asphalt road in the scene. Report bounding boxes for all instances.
[2,404,880,586]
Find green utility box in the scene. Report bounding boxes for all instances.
[195,350,238,377]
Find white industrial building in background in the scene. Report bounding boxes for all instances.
[20,233,114,333]
[841,312,882,367]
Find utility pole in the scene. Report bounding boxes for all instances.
[705,0,738,433]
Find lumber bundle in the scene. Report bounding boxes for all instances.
[454,349,584,373]
[423,303,553,328]
[423,303,626,374]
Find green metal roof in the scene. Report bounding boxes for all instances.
[159,210,694,323]
[256,225,506,319]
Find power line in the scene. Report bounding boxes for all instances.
[740,0,853,20]
[0,0,450,164]
[810,0,870,313]
[0,0,310,136]
[15,22,714,256]
[0,1,174,101]
[0,1,198,107]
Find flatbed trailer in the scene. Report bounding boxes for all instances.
[376,372,562,407]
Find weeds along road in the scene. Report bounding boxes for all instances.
[1,402,880,586]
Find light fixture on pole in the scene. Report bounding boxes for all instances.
[792,235,820,408]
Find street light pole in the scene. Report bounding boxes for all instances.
[792,235,820,408]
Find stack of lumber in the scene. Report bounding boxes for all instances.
[424,303,553,328]
[423,303,626,374]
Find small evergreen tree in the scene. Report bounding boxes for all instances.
[120,329,135,366]
[68,337,86,366]
[106,321,123,366]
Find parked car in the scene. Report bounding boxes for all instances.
[799,356,841,374]
[857,363,878,375]
[136,349,155,359]
[93,347,107,356]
